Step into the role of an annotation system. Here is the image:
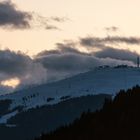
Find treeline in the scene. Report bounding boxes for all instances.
[35,85,140,140]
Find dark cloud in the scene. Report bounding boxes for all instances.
[36,52,134,81]
[57,46,80,54]
[35,45,134,82]
[0,49,47,92]
[0,50,31,76]
[36,42,79,57]
[36,50,61,57]
[94,47,138,63]
[0,1,32,29]
[80,36,140,47]
[80,36,106,48]
[104,36,140,44]
[37,53,115,71]
[56,41,80,53]
[0,1,68,30]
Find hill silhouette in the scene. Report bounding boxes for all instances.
[35,85,140,140]
[0,94,110,140]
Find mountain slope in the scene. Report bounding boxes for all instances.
[0,94,110,140]
[0,67,140,140]
[1,67,140,110]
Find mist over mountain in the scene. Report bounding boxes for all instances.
[0,44,137,95]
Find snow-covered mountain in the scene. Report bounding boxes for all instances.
[0,66,140,140]
[1,67,140,110]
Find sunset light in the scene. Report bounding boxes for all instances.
[1,78,20,88]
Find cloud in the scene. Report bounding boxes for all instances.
[80,36,106,48]
[50,17,69,22]
[80,36,140,47]
[0,0,32,29]
[0,44,137,94]
[0,49,47,92]
[0,1,68,30]
[105,26,119,32]
[46,24,60,30]
[36,52,133,71]
[56,41,80,53]
[36,42,79,57]
[35,45,135,82]
[0,50,32,76]
[104,36,140,44]
[0,35,139,94]
[30,13,69,30]
[44,16,69,30]
[94,47,139,63]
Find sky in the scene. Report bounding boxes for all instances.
[0,0,140,94]
[1,0,140,54]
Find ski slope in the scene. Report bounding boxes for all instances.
[0,67,140,110]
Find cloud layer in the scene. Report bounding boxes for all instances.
[1,33,139,94]
[35,44,135,82]
[94,47,138,63]
[80,36,140,48]
[0,49,47,91]
[0,46,137,94]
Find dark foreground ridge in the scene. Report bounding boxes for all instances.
[35,85,140,140]
[0,94,110,140]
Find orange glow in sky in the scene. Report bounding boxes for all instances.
[1,78,20,88]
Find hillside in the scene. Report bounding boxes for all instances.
[0,67,139,139]
[35,85,140,140]
[1,67,140,111]
[0,94,110,140]
[0,67,140,127]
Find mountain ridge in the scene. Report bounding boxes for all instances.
[0,67,140,110]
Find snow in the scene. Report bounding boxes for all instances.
[0,110,18,124]
[0,67,140,110]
